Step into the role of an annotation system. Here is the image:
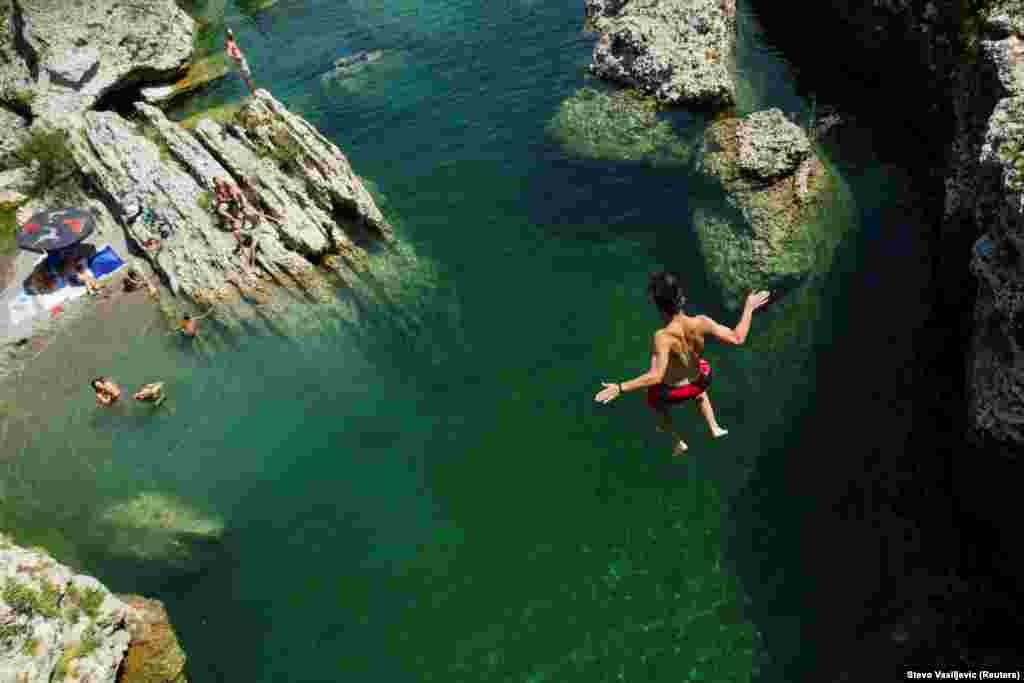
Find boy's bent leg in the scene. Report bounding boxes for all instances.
[695,392,728,438]
[654,406,688,454]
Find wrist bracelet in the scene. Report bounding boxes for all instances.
[618,383,623,393]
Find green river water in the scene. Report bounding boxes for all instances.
[0,0,938,680]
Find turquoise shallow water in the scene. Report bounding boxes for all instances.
[0,0,936,680]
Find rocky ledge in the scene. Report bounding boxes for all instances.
[0,534,187,683]
[585,0,736,108]
[0,0,194,120]
[694,108,834,307]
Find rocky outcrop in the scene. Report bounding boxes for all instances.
[546,86,694,165]
[694,108,833,306]
[585,0,736,108]
[0,0,194,120]
[0,533,188,683]
[31,89,396,326]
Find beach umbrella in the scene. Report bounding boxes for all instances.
[17,207,96,254]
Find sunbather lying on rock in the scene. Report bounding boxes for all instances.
[214,177,259,231]
[91,377,122,406]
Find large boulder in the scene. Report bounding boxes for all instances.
[0,534,133,683]
[546,86,694,165]
[585,0,736,108]
[694,108,832,307]
[0,0,194,119]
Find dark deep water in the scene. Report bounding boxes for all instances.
[0,0,988,680]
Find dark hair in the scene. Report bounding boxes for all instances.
[91,377,105,390]
[648,271,687,318]
[183,314,192,321]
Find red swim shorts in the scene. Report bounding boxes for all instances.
[647,359,712,411]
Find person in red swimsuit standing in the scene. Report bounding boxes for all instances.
[225,28,257,96]
[594,271,771,456]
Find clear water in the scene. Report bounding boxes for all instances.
[0,0,935,681]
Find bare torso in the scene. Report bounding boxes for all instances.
[651,315,706,386]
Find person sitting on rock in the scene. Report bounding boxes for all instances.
[91,377,122,406]
[225,28,257,96]
[134,382,166,406]
[593,271,770,456]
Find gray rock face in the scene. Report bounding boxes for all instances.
[694,108,832,306]
[0,535,131,683]
[0,0,194,119]
[586,0,736,108]
[958,30,1024,448]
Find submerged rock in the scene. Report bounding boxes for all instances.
[0,533,189,683]
[585,0,736,108]
[97,492,223,568]
[0,0,195,119]
[546,86,694,165]
[694,108,835,307]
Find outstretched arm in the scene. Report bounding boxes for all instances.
[699,291,771,345]
[595,333,672,404]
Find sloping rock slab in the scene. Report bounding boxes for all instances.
[60,90,393,322]
[586,0,736,108]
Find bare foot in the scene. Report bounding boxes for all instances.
[711,427,729,438]
[672,440,689,456]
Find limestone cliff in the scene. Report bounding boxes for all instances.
[0,534,188,683]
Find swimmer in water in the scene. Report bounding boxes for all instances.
[594,271,770,455]
[91,377,122,407]
[174,308,215,338]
